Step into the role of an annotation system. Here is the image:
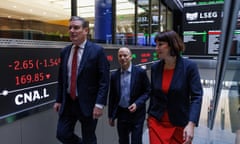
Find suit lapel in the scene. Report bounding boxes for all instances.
[116,69,121,101]
[130,66,136,97]
[154,61,164,89]
[64,45,72,73]
[169,57,183,90]
[77,41,90,75]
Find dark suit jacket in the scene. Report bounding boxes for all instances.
[108,65,150,120]
[147,56,203,126]
[56,41,110,117]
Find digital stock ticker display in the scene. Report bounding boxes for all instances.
[0,48,61,121]
[183,3,240,57]
[0,47,157,122]
[105,48,157,70]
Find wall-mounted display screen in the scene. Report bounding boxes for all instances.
[105,48,157,70]
[0,48,61,120]
[183,4,223,56]
[183,3,240,57]
[0,46,157,123]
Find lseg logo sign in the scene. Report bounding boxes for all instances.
[186,11,219,22]
[183,4,223,31]
[186,12,198,21]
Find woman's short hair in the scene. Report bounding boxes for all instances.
[154,30,185,56]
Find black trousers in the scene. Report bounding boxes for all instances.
[117,107,145,144]
[56,96,98,144]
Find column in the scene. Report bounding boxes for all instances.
[94,0,112,43]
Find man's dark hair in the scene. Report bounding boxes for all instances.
[69,16,89,28]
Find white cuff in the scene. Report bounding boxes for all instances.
[95,104,104,109]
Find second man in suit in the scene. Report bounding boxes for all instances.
[108,47,151,144]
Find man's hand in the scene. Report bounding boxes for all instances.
[108,118,115,127]
[93,106,103,119]
[128,103,137,113]
[53,102,61,112]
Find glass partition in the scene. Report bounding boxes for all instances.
[193,60,239,144]
[185,0,240,143]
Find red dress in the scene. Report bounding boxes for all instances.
[148,68,185,144]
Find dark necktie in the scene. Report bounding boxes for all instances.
[70,46,79,100]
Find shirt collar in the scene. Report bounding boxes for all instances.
[74,39,87,49]
[121,63,132,73]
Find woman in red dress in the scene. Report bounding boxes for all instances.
[147,30,203,144]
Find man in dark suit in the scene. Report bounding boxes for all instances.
[53,16,110,144]
[108,47,150,144]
